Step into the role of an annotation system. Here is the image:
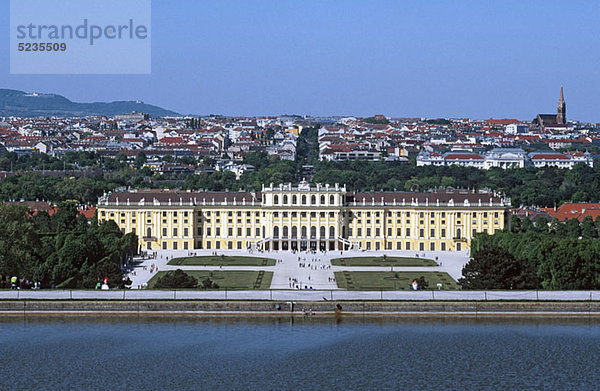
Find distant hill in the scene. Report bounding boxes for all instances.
[0,89,180,118]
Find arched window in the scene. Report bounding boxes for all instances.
[292,195,297,205]
[320,226,326,238]
[311,226,316,238]
[283,195,288,204]
[302,195,307,205]
[146,227,152,238]
[301,226,307,238]
[273,226,279,238]
[456,228,462,238]
[320,195,325,204]
[292,226,298,238]
[330,195,335,205]
[329,226,335,238]
[283,226,289,238]
[311,195,316,205]
[273,195,279,205]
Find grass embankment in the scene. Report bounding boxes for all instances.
[331,256,437,267]
[335,271,459,290]
[148,271,273,290]
[168,256,275,266]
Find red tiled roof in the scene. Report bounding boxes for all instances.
[159,137,184,144]
[486,119,521,125]
[541,203,600,222]
[445,154,484,160]
[530,154,569,160]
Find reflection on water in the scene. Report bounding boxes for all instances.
[0,316,599,390]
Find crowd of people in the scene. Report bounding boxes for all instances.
[0,275,42,290]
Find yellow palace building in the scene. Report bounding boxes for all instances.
[97,181,510,252]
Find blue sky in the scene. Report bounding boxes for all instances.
[1,0,599,121]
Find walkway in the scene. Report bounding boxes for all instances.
[127,249,470,290]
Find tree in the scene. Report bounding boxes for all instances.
[581,216,597,238]
[565,218,581,238]
[134,151,147,169]
[520,218,534,233]
[201,277,219,289]
[460,245,539,290]
[510,215,522,233]
[534,216,549,233]
[0,204,40,277]
[154,269,198,288]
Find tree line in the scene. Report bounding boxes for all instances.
[460,215,600,290]
[0,202,137,289]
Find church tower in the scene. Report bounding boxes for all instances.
[557,86,566,124]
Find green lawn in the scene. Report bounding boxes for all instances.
[148,270,273,290]
[334,271,459,290]
[331,256,437,267]
[167,255,275,266]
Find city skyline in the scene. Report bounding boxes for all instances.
[2,1,599,121]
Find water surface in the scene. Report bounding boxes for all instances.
[0,317,599,390]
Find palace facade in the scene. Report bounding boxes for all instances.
[97,182,510,252]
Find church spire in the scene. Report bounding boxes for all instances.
[557,85,566,125]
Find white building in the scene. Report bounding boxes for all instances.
[528,151,593,169]
[483,148,528,169]
[416,151,484,168]
[505,124,529,134]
